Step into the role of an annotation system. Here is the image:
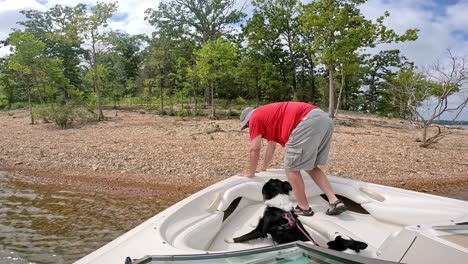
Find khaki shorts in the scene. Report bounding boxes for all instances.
[284,108,334,171]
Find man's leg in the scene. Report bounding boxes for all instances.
[286,169,310,210]
[306,166,342,206]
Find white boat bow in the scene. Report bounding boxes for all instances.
[75,169,468,264]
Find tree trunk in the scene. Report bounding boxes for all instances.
[193,85,198,114]
[422,125,428,144]
[336,73,345,116]
[92,32,104,121]
[328,66,335,118]
[255,74,260,107]
[60,88,67,106]
[160,77,164,114]
[310,60,316,103]
[291,64,297,100]
[33,73,45,105]
[369,77,376,113]
[26,80,34,125]
[210,82,215,118]
[204,86,212,108]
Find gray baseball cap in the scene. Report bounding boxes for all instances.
[240,107,255,130]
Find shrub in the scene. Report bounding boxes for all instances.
[177,109,191,117]
[194,109,206,116]
[225,109,239,118]
[51,105,74,128]
[34,104,96,129]
[11,102,27,109]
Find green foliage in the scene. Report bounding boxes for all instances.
[145,0,245,44]
[11,102,28,109]
[361,49,413,113]
[0,0,433,122]
[225,109,239,117]
[300,0,419,117]
[34,103,96,129]
[194,38,240,116]
[19,4,86,99]
[0,95,8,110]
[176,109,191,117]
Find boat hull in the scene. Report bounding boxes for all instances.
[75,170,468,264]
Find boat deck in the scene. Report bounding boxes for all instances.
[208,195,402,258]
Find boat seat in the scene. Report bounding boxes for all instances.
[300,218,378,258]
[172,212,224,251]
[362,201,468,226]
[216,178,374,213]
[217,182,263,212]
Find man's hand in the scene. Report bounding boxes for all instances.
[239,172,255,177]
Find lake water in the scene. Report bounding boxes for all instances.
[0,172,170,264]
[0,171,467,264]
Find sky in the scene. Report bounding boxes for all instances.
[0,0,467,120]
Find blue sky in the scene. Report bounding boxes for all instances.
[0,0,467,120]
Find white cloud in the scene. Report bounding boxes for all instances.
[0,0,45,12]
[446,0,468,30]
[361,0,468,66]
[0,0,47,56]
[360,0,468,120]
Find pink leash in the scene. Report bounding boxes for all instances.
[283,212,317,245]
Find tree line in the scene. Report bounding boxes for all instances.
[0,0,467,147]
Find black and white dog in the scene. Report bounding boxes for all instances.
[225,179,368,253]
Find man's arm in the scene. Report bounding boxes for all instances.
[258,141,276,171]
[239,135,262,177]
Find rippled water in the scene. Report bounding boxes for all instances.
[0,171,170,264]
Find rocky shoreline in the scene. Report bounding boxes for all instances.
[1,109,467,203]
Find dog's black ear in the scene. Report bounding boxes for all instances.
[282,181,292,193]
[327,236,348,251]
[349,240,368,252]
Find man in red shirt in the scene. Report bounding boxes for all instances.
[239,102,347,216]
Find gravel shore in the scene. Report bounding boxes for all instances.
[1,109,467,203]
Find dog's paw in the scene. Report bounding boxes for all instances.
[224,238,235,244]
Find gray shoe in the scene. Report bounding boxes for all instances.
[294,205,314,217]
[326,199,347,215]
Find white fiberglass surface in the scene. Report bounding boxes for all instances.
[205,195,401,258]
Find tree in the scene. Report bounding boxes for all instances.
[168,57,192,112]
[242,12,289,102]
[387,50,468,148]
[82,1,118,121]
[100,32,144,106]
[0,58,19,109]
[195,38,239,118]
[8,31,46,124]
[146,0,245,107]
[19,4,87,104]
[249,0,302,99]
[145,0,245,45]
[335,52,362,114]
[361,49,413,114]
[386,67,427,120]
[416,50,468,147]
[140,36,177,112]
[300,0,418,118]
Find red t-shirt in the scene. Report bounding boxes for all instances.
[249,102,316,146]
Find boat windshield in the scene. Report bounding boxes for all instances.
[131,242,396,264]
